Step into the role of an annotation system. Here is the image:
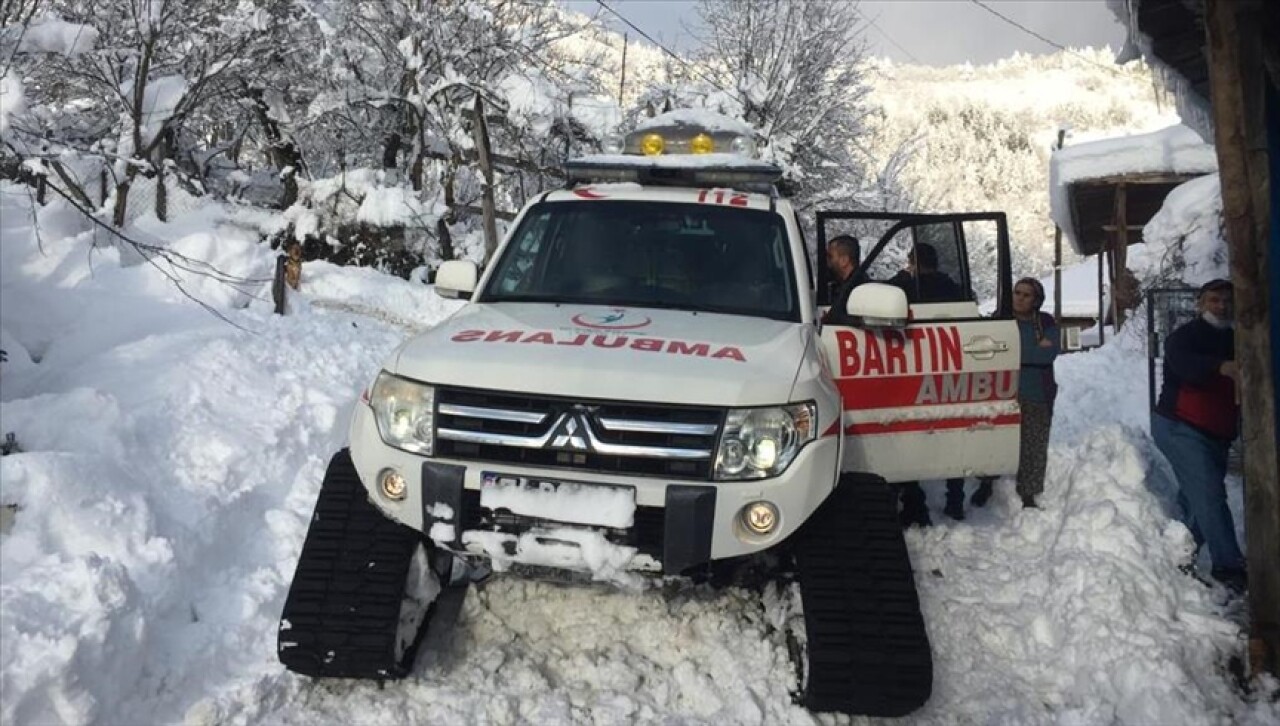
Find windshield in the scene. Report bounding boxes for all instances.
[481,200,800,322]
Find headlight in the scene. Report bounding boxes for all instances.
[369,371,435,456]
[714,402,815,480]
[730,134,757,157]
[601,133,624,155]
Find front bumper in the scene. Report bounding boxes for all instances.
[348,402,840,574]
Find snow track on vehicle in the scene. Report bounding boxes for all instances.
[278,449,437,680]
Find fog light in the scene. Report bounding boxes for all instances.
[379,468,407,501]
[690,132,714,154]
[741,501,778,535]
[640,132,665,156]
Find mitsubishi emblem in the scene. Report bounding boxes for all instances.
[549,413,592,451]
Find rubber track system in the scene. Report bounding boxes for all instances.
[278,449,430,679]
[794,476,933,716]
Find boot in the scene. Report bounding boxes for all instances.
[899,504,932,529]
[1020,494,1039,509]
[970,477,995,507]
[944,479,965,521]
[898,482,932,528]
[1211,568,1248,595]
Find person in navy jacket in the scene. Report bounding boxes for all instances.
[1152,278,1246,592]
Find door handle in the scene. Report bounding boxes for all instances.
[962,336,1008,360]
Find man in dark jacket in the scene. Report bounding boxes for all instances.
[1152,278,1245,591]
[886,242,963,304]
[888,242,967,525]
[822,235,861,324]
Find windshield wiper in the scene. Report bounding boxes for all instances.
[585,298,797,321]
[483,294,568,304]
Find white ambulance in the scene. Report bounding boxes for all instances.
[278,110,1022,717]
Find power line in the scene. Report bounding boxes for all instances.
[967,0,1126,77]
[592,0,731,96]
[856,9,922,64]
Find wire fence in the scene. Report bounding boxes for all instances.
[117,174,207,226]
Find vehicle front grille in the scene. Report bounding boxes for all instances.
[435,387,724,480]
[459,489,665,560]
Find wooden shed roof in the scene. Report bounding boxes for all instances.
[1066,172,1204,256]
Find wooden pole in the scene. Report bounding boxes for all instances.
[1205,0,1279,677]
[619,33,628,106]
[1097,239,1106,346]
[1112,182,1128,329]
[472,94,499,264]
[1053,129,1066,323]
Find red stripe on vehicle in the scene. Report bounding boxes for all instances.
[821,420,841,438]
[836,372,1018,410]
[845,413,1021,436]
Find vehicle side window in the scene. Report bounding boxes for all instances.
[864,221,972,304]
[493,211,551,294]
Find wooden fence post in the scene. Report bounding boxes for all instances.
[273,254,287,315]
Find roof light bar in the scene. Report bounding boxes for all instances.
[563,156,783,189]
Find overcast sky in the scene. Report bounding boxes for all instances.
[563,1,1128,66]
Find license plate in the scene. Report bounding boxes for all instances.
[479,472,636,529]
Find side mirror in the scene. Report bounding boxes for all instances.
[434,260,478,300]
[847,283,909,327]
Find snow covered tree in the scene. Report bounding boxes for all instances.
[692,0,881,213]
[10,0,288,225]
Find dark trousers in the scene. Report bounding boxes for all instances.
[1151,414,1244,572]
[899,479,966,509]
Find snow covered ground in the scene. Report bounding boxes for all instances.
[2,185,1277,724]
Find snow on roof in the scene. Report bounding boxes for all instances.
[1049,124,1216,252]
[634,109,755,137]
[569,152,772,169]
[1129,173,1228,287]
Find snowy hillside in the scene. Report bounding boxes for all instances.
[862,49,1180,280]
[3,184,1277,724]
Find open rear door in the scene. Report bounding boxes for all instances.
[816,212,1020,483]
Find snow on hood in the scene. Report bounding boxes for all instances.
[392,303,808,406]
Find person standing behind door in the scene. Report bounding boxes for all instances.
[822,235,861,324]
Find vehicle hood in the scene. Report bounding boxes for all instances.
[392,303,810,407]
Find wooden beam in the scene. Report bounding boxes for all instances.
[1072,171,1203,188]
[1206,0,1280,677]
[471,94,499,264]
[1054,129,1066,323]
[1097,244,1106,345]
[1112,182,1129,328]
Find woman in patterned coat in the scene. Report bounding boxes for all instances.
[1011,277,1059,507]
[971,277,1059,509]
